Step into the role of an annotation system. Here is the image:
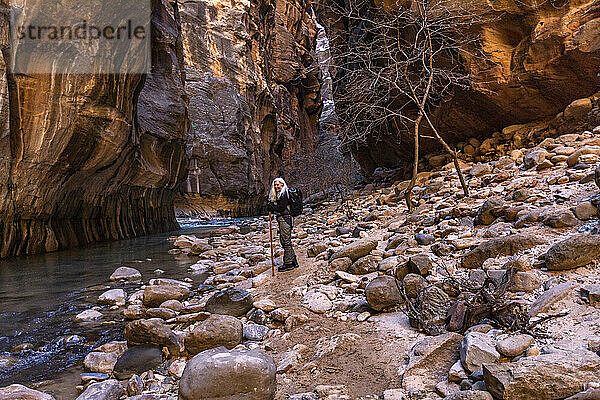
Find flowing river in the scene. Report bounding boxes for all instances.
[0,217,261,390]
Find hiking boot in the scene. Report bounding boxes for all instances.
[292,259,300,269]
[278,263,294,272]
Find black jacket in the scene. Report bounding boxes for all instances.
[266,193,290,216]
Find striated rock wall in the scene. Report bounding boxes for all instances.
[175,0,322,217]
[316,0,600,175]
[0,0,188,257]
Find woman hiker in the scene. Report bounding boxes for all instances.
[266,177,299,272]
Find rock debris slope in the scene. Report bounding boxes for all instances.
[18,110,600,399]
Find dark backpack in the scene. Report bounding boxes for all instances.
[287,187,303,216]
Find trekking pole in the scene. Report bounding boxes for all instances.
[269,212,275,276]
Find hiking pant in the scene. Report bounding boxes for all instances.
[277,214,297,265]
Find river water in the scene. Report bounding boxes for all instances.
[0,217,260,388]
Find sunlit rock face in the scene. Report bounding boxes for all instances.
[316,0,600,175]
[0,0,188,257]
[175,0,322,217]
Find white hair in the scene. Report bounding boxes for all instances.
[269,177,289,202]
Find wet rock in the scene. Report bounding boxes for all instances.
[0,384,55,400]
[348,255,380,275]
[365,276,402,311]
[408,254,433,276]
[109,266,141,282]
[542,210,578,228]
[302,291,333,314]
[476,198,505,225]
[184,314,243,355]
[460,332,500,373]
[124,319,180,357]
[75,379,124,400]
[543,234,600,270]
[329,238,378,262]
[243,324,270,341]
[496,334,534,357]
[528,282,578,317]
[80,372,108,383]
[483,351,600,400]
[142,285,190,308]
[75,309,103,322]
[83,352,118,374]
[98,289,126,306]
[205,288,254,317]
[402,332,463,391]
[462,234,546,269]
[113,346,163,380]
[179,348,276,400]
[403,273,426,298]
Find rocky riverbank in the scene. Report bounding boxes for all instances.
[5,122,600,399]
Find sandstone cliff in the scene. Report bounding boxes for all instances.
[175,0,322,217]
[0,0,188,257]
[316,0,600,174]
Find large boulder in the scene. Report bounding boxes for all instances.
[205,288,254,317]
[179,347,276,400]
[543,234,600,270]
[329,238,378,262]
[402,332,463,391]
[0,385,55,400]
[483,351,600,400]
[113,346,163,380]
[75,380,124,400]
[123,319,180,357]
[184,315,243,355]
[460,332,500,373]
[143,285,191,308]
[410,286,451,335]
[365,276,402,311]
[461,234,546,269]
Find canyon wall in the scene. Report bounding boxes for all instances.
[0,0,189,257]
[174,0,322,217]
[316,0,600,174]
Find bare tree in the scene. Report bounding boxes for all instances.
[324,0,494,210]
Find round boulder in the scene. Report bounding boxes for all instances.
[204,288,253,317]
[113,346,163,380]
[184,314,243,355]
[143,285,191,308]
[365,276,402,311]
[109,266,142,282]
[179,347,276,400]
